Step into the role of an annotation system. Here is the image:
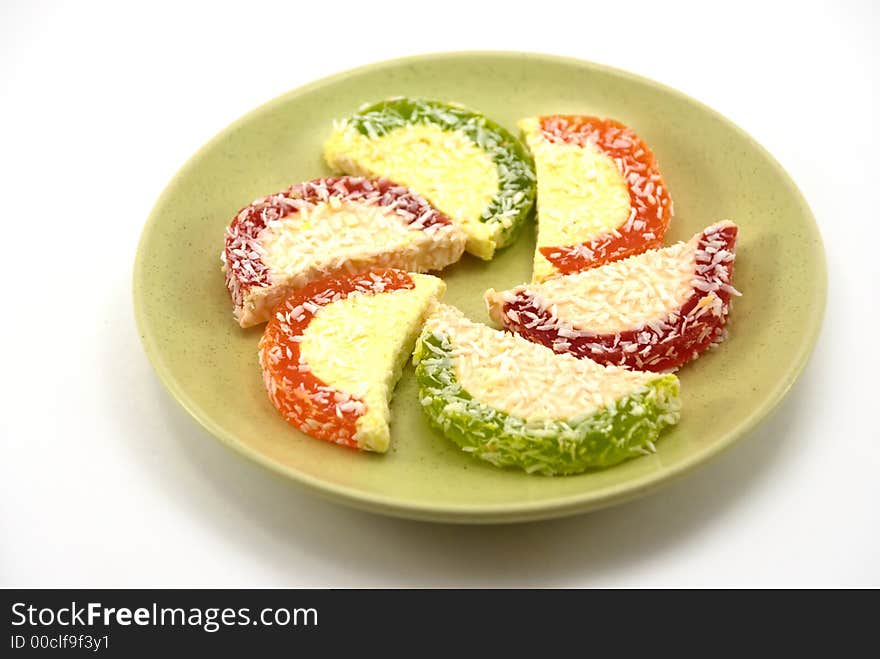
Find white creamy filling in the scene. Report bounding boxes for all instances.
[427,305,655,422]
[259,199,416,277]
[526,239,698,334]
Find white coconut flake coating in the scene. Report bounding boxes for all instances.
[423,305,659,422]
[221,176,465,327]
[486,221,741,372]
[490,238,697,336]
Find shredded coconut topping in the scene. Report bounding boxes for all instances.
[222,176,463,326]
[423,305,659,422]
[487,221,740,372]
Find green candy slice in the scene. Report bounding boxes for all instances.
[413,305,681,475]
[325,98,536,260]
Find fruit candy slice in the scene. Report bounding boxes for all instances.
[486,221,740,372]
[260,269,445,453]
[413,305,680,475]
[325,98,536,260]
[520,115,673,282]
[223,176,465,327]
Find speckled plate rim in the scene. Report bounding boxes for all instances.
[133,51,827,524]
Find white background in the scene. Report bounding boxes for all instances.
[1,0,877,587]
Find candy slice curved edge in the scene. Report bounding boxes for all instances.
[485,221,740,372]
[260,269,445,453]
[325,98,536,260]
[520,114,673,282]
[223,176,465,327]
[413,307,681,475]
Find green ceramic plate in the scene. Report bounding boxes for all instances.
[133,52,826,523]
